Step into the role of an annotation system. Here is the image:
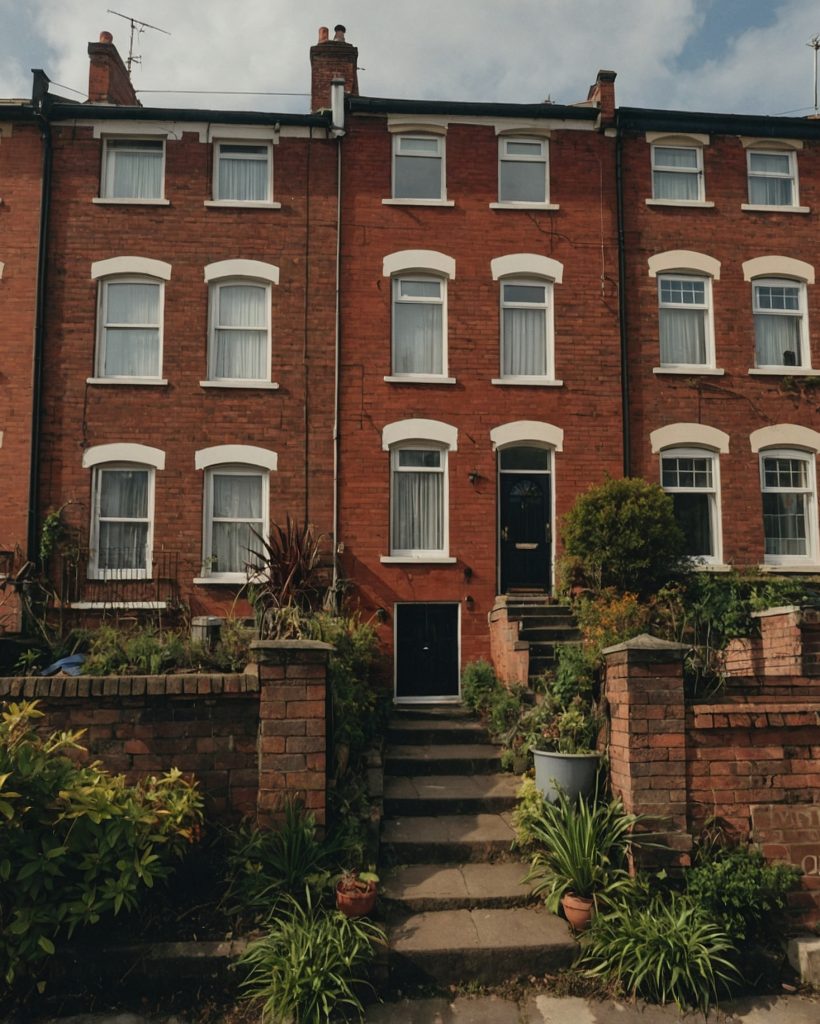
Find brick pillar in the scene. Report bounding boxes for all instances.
[251,640,332,828]
[603,633,693,867]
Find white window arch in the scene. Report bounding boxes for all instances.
[490,421,564,452]
[194,444,278,583]
[490,255,564,385]
[383,252,455,383]
[203,261,279,386]
[381,419,457,563]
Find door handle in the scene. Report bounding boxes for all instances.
[501,526,509,542]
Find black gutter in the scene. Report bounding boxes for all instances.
[48,102,330,128]
[618,105,820,140]
[349,95,597,121]
[0,103,37,122]
[28,72,52,565]
[615,126,630,478]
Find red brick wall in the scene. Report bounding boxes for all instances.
[0,119,41,629]
[39,122,338,617]
[338,115,623,666]
[621,129,820,567]
[488,600,529,686]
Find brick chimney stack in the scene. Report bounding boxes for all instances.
[87,31,141,106]
[310,24,358,113]
[588,69,616,127]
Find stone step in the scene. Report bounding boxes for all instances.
[519,626,581,643]
[390,703,474,721]
[385,743,502,776]
[387,906,575,986]
[382,861,535,912]
[381,812,515,863]
[384,772,520,816]
[387,717,490,746]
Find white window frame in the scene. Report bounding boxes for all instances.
[745,149,798,209]
[498,276,553,381]
[660,446,722,565]
[389,444,449,560]
[207,277,272,384]
[390,274,447,380]
[212,139,273,205]
[95,274,165,382]
[391,133,445,202]
[497,136,548,206]
[751,277,809,370]
[201,464,269,582]
[656,273,715,370]
[649,138,708,205]
[89,463,155,581]
[759,448,818,566]
[99,136,166,203]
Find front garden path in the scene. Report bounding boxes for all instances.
[380,703,575,986]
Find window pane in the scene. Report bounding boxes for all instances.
[653,170,698,201]
[99,522,148,570]
[660,279,705,306]
[394,301,443,374]
[654,147,698,169]
[105,139,163,199]
[749,177,792,205]
[499,447,550,471]
[763,492,807,555]
[107,282,159,324]
[662,457,712,490]
[505,141,543,157]
[217,145,268,201]
[212,522,255,573]
[219,285,266,326]
[398,449,441,469]
[100,470,148,517]
[212,474,262,518]
[503,307,547,375]
[400,280,441,299]
[749,152,791,174]
[499,160,545,203]
[503,283,546,304]
[755,285,799,311]
[660,308,706,364]
[763,457,807,490]
[671,492,713,557]
[392,470,443,551]
[394,155,442,199]
[755,314,801,366]
[399,137,440,154]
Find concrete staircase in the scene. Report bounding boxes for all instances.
[380,704,575,987]
[504,595,582,684]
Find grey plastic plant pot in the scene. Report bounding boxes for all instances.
[531,748,601,802]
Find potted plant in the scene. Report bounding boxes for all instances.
[523,790,639,932]
[531,694,602,802]
[335,868,379,918]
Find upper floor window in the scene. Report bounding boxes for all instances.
[214,141,272,203]
[752,279,807,368]
[498,137,548,204]
[760,450,816,564]
[501,279,551,377]
[651,143,703,202]
[98,277,162,379]
[747,150,797,207]
[393,134,444,200]
[392,275,445,376]
[101,138,164,200]
[658,275,711,367]
[661,448,720,563]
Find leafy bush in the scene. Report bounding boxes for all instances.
[0,701,203,988]
[461,659,500,713]
[82,622,251,676]
[222,800,347,919]
[487,684,528,738]
[551,643,594,706]
[574,589,651,664]
[248,518,326,638]
[511,776,549,850]
[237,890,383,1024]
[686,845,801,945]
[561,477,688,596]
[579,890,738,1012]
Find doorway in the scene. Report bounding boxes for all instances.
[394,602,460,702]
[499,446,552,592]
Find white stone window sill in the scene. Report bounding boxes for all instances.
[193,575,248,585]
[204,200,282,209]
[489,202,559,211]
[71,600,167,609]
[200,380,280,389]
[741,204,810,214]
[491,377,563,387]
[653,367,724,376]
[87,574,149,582]
[87,376,168,386]
[758,563,820,573]
[749,367,820,376]
[380,556,457,565]
[691,563,732,573]
[383,375,456,384]
[382,198,455,207]
[92,197,170,206]
[645,198,715,209]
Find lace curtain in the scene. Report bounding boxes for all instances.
[97,469,148,571]
[211,473,263,573]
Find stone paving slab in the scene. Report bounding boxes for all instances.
[382,813,515,846]
[384,774,520,801]
[383,861,534,909]
[387,744,502,761]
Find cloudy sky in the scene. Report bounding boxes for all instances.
[2,1,820,117]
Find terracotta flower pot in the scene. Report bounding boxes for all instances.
[335,879,377,918]
[561,892,594,932]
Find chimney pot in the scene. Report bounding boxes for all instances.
[333,24,346,41]
[99,30,113,44]
[318,26,329,43]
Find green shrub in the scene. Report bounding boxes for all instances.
[237,890,383,1024]
[0,701,203,988]
[561,477,688,596]
[461,659,500,713]
[686,845,801,945]
[511,776,549,850]
[574,589,651,664]
[579,891,739,1012]
[551,643,594,706]
[487,684,528,738]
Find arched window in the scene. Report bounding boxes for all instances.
[490,255,564,385]
[203,261,279,386]
[383,251,455,382]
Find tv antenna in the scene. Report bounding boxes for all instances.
[808,34,820,115]
[107,9,171,74]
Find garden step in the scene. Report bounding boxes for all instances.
[519,626,582,643]
[387,906,574,986]
[385,743,502,776]
[382,861,536,911]
[384,772,520,815]
[387,717,490,746]
[381,812,515,863]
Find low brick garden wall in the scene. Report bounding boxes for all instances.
[0,639,332,826]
